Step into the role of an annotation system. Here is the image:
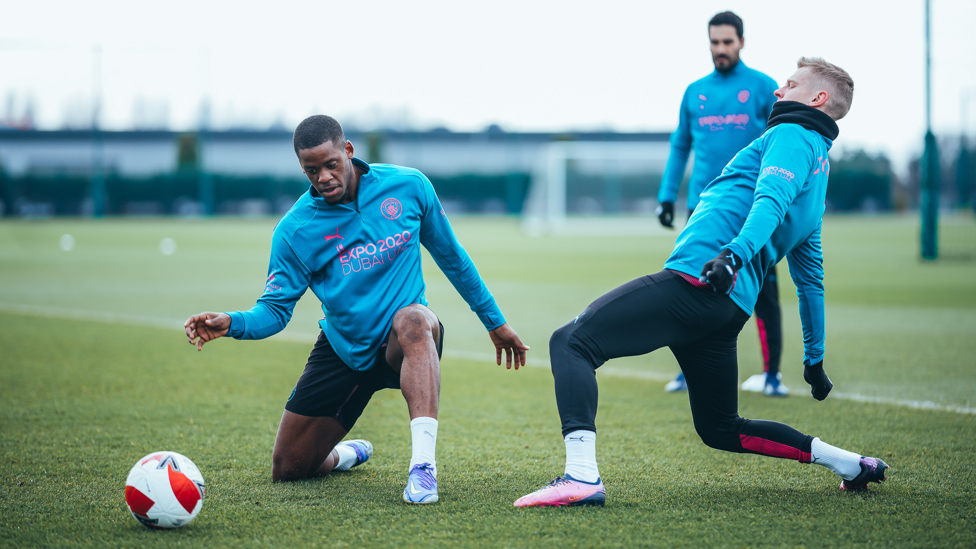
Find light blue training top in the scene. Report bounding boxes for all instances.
[227,159,505,371]
[664,123,832,365]
[657,61,778,210]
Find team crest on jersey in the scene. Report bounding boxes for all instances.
[381,198,402,219]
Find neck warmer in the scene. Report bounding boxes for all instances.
[766,101,839,140]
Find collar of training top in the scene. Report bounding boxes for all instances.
[766,101,839,141]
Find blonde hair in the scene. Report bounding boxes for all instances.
[797,57,854,120]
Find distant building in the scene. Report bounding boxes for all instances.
[0,127,667,178]
[0,128,669,218]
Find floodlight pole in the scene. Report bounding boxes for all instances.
[920,0,939,259]
[198,109,215,217]
[91,43,106,218]
[198,47,214,216]
[960,89,976,208]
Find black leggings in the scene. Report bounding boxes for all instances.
[687,206,781,375]
[755,264,783,375]
[551,270,812,461]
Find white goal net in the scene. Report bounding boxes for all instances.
[521,140,672,235]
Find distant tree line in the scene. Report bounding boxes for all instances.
[1,134,973,217]
[817,138,974,213]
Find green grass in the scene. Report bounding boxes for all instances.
[1,215,975,547]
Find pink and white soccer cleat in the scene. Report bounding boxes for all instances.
[514,475,606,507]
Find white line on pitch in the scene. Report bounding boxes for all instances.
[3,302,974,416]
[596,367,976,415]
[0,303,185,330]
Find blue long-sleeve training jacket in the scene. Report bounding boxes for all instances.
[664,118,832,365]
[657,61,778,210]
[227,159,506,371]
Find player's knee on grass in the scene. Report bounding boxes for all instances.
[272,457,303,482]
[272,450,326,482]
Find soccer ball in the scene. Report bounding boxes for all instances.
[124,451,205,529]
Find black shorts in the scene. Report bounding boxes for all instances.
[284,321,444,432]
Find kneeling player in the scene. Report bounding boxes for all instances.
[516,58,887,507]
[185,115,529,505]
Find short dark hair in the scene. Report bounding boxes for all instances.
[293,115,345,156]
[708,11,743,39]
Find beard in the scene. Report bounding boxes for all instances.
[713,55,739,73]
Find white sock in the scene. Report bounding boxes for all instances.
[811,437,863,480]
[564,430,600,483]
[409,417,438,478]
[332,442,358,471]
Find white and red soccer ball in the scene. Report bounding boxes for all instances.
[125,451,205,529]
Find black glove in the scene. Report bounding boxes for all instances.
[698,249,742,294]
[656,201,674,228]
[803,360,832,401]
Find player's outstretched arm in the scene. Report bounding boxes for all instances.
[488,323,530,370]
[184,312,231,351]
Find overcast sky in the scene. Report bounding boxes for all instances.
[2,0,975,172]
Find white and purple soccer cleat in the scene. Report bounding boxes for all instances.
[514,475,606,507]
[403,463,438,504]
[840,457,889,491]
[333,439,373,471]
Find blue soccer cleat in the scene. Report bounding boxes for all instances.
[763,372,790,397]
[403,463,438,504]
[665,372,688,392]
[840,457,889,491]
[333,439,373,471]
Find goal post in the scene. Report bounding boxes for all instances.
[521,140,672,235]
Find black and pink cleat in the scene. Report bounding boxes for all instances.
[840,457,889,491]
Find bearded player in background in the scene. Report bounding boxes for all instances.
[656,11,786,397]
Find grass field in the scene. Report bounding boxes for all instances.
[1,214,975,547]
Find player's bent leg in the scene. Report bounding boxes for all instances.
[674,328,888,489]
[272,410,348,481]
[551,271,708,436]
[519,271,714,507]
[274,330,378,482]
[384,304,444,504]
[385,304,441,420]
[675,334,814,461]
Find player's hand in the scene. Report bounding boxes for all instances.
[803,360,832,401]
[656,201,675,228]
[488,323,530,370]
[699,249,742,294]
[184,312,231,351]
